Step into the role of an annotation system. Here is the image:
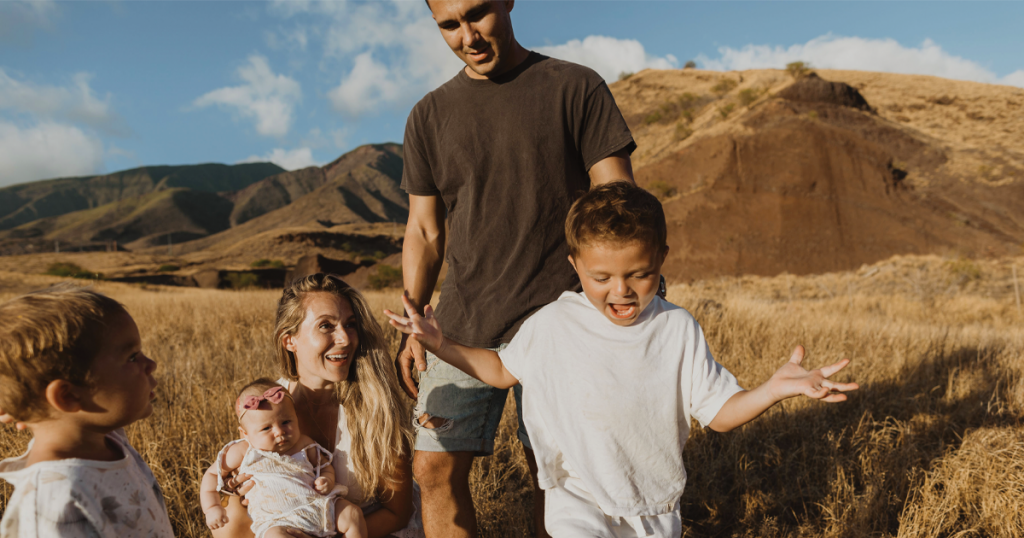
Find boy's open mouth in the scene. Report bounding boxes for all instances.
[608,303,636,319]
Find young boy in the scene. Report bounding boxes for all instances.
[385,182,858,537]
[0,285,174,537]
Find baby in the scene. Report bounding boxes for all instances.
[200,378,366,538]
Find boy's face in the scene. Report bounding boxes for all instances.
[239,398,300,454]
[85,308,158,429]
[569,241,668,327]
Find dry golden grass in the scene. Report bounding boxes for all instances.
[1,253,1022,537]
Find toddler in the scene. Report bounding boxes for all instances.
[386,182,859,537]
[0,284,174,537]
[200,378,366,538]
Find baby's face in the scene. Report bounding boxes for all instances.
[239,398,301,454]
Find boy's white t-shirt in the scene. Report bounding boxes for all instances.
[0,428,174,538]
[499,291,743,518]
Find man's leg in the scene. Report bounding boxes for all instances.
[414,450,478,537]
[413,351,509,538]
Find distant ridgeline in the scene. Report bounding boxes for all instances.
[0,143,408,255]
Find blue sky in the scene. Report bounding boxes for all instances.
[1,1,1022,187]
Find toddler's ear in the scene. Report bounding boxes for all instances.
[44,380,82,414]
[238,425,247,438]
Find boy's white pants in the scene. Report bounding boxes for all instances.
[544,477,682,538]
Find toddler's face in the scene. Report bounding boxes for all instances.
[569,240,668,327]
[86,308,159,429]
[239,398,301,454]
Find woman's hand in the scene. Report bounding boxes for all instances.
[222,470,254,504]
[384,294,445,354]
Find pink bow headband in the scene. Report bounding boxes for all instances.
[236,386,291,420]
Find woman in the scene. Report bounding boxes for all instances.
[216,274,419,538]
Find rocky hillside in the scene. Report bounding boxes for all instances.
[0,144,407,256]
[611,68,1024,281]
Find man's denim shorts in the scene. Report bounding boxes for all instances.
[413,344,531,455]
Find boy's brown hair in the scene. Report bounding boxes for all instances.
[0,284,124,422]
[565,181,667,258]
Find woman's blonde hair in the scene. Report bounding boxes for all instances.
[273,274,411,502]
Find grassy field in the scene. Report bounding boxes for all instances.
[1,253,1022,537]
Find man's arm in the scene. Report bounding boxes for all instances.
[588,148,635,186]
[395,194,447,398]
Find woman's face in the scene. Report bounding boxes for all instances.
[284,292,359,387]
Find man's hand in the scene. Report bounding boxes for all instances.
[767,346,859,403]
[386,296,446,355]
[395,333,428,399]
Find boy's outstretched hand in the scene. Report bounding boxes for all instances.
[767,346,859,403]
[384,294,445,354]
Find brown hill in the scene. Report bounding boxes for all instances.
[611,68,1024,281]
[169,143,407,257]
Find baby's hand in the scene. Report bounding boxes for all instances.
[314,476,333,495]
[384,294,445,353]
[205,505,229,530]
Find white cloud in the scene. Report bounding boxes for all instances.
[0,0,57,44]
[697,35,1024,88]
[328,53,404,117]
[238,147,320,171]
[0,121,104,186]
[193,55,301,137]
[0,69,128,135]
[536,35,678,82]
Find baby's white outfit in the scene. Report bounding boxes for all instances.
[499,292,744,537]
[216,439,346,538]
[0,429,174,538]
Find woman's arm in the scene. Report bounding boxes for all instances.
[364,452,415,537]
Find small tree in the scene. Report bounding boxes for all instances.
[786,61,811,79]
[647,180,677,200]
[618,71,634,81]
[718,103,735,119]
[684,60,697,69]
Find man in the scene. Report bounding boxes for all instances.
[398,1,635,536]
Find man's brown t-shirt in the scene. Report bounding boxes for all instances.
[401,52,635,348]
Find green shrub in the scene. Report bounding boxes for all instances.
[684,60,697,69]
[373,251,387,261]
[711,78,738,96]
[226,272,260,289]
[157,264,180,273]
[675,123,693,141]
[945,257,981,284]
[618,72,633,81]
[643,111,662,125]
[45,262,102,280]
[250,259,284,269]
[368,264,403,290]
[647,180,677,200]
[738,88,762,107]
[718,104,735,119]
[807,110,819,120]
[786,61,811,79]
